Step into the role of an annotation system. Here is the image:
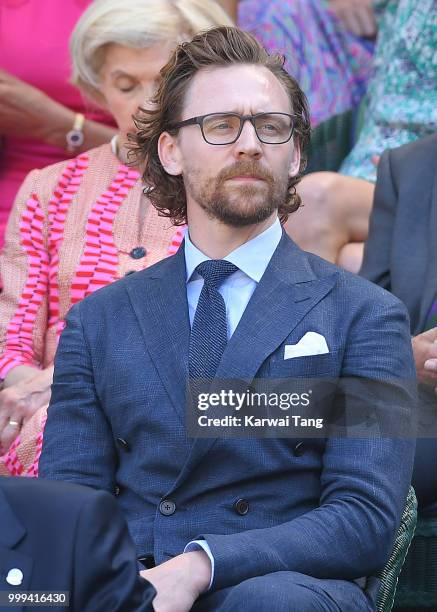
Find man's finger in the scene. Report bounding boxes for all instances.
[421,372,437,386]
[424,359,437,372]
[424,344,437,362]
[413,327,437,351]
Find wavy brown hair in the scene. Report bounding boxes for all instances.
[131,26,311,225]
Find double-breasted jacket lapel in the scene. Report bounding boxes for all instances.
[168,233,338,493]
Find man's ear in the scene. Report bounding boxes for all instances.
[289,143,301,178]
[158,132,183,176]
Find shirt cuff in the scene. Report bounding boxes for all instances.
[184,539,214,590]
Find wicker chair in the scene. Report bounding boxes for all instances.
[305,100,367,174]
[376,486,418,612]
[394,512,437,608]
[305,109,355,174]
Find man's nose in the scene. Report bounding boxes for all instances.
[234,119,263,159]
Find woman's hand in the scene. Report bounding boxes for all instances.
[0,69,115,150]
[328,0,377,38]
[0,366,54,455]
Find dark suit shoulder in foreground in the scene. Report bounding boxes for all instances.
[0,477,155,612]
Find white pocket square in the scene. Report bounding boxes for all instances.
[284,332,329,359]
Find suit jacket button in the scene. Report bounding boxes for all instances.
[116,437,130,452]
[130,246,146,259]
[114,485,120,496]
[234,498,249,515]
[159,499,176,516]
[293,442,305,457]
[6,568,23,586]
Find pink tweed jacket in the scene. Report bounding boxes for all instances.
[0,143,183,475]
[0,143,183,377]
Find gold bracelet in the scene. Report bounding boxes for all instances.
[66,113,85,152]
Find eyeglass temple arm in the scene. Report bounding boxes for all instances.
[170,117,202,129]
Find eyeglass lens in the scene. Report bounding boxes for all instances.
[202,113,293,144]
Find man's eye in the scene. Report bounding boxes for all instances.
[261,123,279,132]
[212,122,232,130]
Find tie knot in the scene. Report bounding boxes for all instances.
[196,260,238,290]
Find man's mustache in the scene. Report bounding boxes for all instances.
[217,162,274,184]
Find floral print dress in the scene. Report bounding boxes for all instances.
[238,0,375,126]
[340,0,437,183]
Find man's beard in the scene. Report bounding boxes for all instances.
[184,161,289,227]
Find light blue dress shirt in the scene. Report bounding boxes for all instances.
[183,218,282,587]
[185,218,283,338]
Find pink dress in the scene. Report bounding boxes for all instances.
[0,0,112,249]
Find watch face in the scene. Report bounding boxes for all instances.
[66,129,85,149]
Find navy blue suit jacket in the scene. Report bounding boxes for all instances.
[361,133,437,336]
[40,233,416,592]
[0,477,155,611]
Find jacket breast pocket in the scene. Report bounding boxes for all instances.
[267,350,340,379]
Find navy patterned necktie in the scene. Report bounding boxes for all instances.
[188,260,238,380]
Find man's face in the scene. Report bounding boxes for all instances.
[159,64,301,227]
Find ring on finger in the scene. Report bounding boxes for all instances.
[8,419,20,427]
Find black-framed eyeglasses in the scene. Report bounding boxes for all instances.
[169,112,296,145]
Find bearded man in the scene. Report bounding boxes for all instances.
[40,27,416,612]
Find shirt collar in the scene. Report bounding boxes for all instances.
[184,218,282,283]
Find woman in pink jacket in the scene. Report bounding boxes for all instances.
[0,0,232,475]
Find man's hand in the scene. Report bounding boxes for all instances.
[328,0,377,38]
[140,551,211,612]
[0,366,53,454]
[412,328,437,389]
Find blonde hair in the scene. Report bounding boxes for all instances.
[70,0,233,92]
